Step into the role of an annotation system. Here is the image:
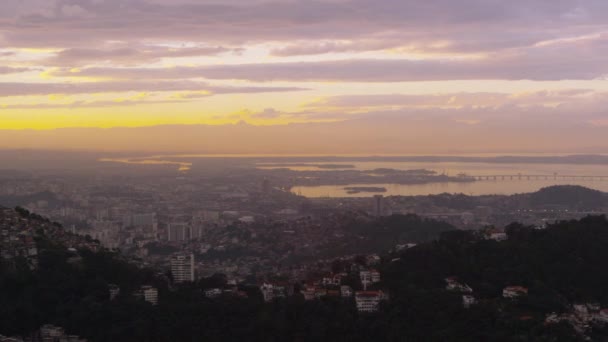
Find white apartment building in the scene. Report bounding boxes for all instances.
[355,291,385,313]
[171,253,195,283]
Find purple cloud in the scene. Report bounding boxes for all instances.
[0,66,35,74]
[41,45,243,66]
[1,0,607,54]
[49,35,608,82]
[0,81,307,97]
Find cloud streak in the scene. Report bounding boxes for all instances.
[0,66,35,74]
[2,0,608,50]
[306,90,601,109]
[0,99,182,110]
[0,81,307,97]
[49,34,608,82]
[41,45,243,66]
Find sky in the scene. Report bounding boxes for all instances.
[0,0,607,153]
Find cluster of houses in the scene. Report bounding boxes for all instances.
[255,267,386,313]
[0,325,88,342]
[0,227,38,270]
[484,228,508,242]
[442,275,608,338]
[445,277,529,308]
[299,282,352,301]
[546,303,608,335]
[105,260,388,313]
[259,282,291,302]
[108,283,159,306]
[38,325,87,342]
[204,287,249,299]
[0,208,40,270]
[502,286,528,299]
[0,208,99,272]
[445,277,477,308]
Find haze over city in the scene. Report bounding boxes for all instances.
[2,1,608,342]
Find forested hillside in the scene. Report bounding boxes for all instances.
[2,208,608,341]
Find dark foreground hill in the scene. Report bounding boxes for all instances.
[526,185,607,209]
[2,207,608,341]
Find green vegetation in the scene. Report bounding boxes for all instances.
[346,214,455,254]
[528,185,606,209]
[379,215,608,341]
[2,212,608,341]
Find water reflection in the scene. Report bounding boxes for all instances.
[262,161,608,176]
[291,179,608,198]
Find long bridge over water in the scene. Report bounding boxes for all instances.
[467,173,608,181]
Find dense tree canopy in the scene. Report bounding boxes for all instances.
[3,215,608,341]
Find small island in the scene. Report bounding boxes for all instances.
[369,168,437,175]
[344,186,387,194]
[315,164,356,169]
[258,163,356,169]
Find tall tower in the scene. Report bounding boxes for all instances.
[373,195,384,217]
[171,253,195,283]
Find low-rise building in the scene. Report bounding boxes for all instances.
[502,286,528,299]
[108,284,120,300]
[204,288,222,298]
[341,285,353,297]
[485,228,508,241]
[260,283,286,302]
[355,291,385,313]
[445,277,473,293]
[322,274,341,286]
[315,288,328,298]
[462,295,477,309]
[140,285,158,305]
[302,289,316,301]
[596,309,608,323]
[40,324,87,342]
[360,269,381,289]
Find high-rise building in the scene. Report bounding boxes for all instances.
[373,195,384,217]
[171,253,195,283]
[200,210,220,223]
[168,223,189,242]
[190,225,204,240]
[123,213,156,227]
[133,213,156,226]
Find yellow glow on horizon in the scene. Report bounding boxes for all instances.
[19,48,62,53]
[4,46,608,134]
[113,92,150,103]
[48,94,70,101]
[170,90,212,99]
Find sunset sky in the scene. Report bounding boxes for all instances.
[1,0,608,153]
